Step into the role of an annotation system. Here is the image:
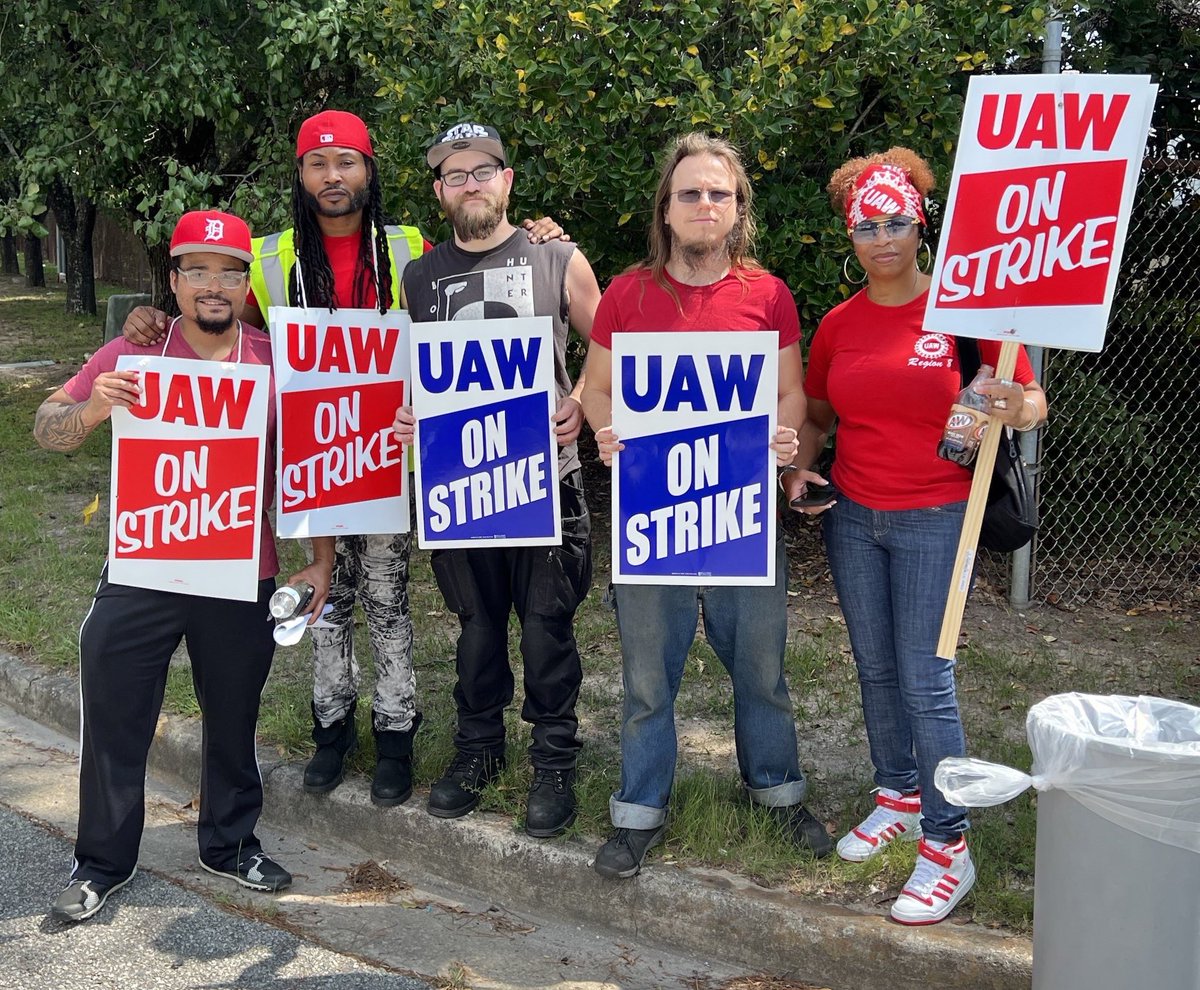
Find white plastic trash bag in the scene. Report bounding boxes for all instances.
[936,692,1200,854]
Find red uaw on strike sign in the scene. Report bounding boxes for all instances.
[271,307,410,537]
[925,75,1157,351]
[107,355,270,601]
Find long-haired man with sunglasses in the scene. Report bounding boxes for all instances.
[393,122,602,838]
[580,133,832,879]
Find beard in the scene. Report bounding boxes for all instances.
[194,298,236,335]
[440,188,507,242]
[673,223,739,272]
[303,184,371,219]
[676,238,730,271]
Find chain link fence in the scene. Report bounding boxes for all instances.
[1034,152,1200,607]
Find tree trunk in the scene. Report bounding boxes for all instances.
[147,240,178,316]
[64,198,96,315]
[1,231,19,275]
[49,181,98,316]
[24,223,45,288]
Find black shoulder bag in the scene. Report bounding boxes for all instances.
[954,337,1039,552]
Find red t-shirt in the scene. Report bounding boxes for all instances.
[591,268,801,345]
[63,322,280,580]
[246,232,434,312]
[804,289,1034,511]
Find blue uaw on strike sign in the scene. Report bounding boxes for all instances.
[410,317,561,548]
[612,332,778,585]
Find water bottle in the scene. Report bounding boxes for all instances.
[269,581,315,621]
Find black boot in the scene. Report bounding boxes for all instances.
[371,712,422,807]
[303,700,358,794]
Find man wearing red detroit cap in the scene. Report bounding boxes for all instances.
[124,111,566,811]
[35,210,335,923]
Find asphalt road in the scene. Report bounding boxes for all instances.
[0,803,431,990]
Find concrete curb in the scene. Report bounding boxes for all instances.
[0,650,1033,990]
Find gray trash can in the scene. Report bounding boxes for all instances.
[937,694,1200,990]
[103,293,152,343]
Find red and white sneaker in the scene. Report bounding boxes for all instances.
[835,788,922,862]
[890,837,976,925]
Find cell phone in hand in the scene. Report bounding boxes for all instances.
[790,483,837,509]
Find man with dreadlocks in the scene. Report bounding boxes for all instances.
[124,111,564,810]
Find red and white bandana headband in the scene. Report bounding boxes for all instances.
[845,164,926,231]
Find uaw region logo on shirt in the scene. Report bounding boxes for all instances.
[909,333,952,369]
[431,260,534,321]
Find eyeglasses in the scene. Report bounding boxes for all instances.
[440,164,501,187]
[175,268,249,289]
[670,188,735,206]
[850,217,919,242]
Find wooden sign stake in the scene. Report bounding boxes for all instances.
[936,341,1020,660]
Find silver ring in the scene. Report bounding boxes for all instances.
[992,397,1008,411]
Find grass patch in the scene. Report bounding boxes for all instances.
[8,276,1196,933]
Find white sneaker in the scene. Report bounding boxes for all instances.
[890,837,976,925]
[836,788,922,862]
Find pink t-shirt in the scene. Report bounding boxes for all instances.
[804,289,1034,510]
[63,322,280,580]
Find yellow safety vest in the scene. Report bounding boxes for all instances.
[248,224,424,312]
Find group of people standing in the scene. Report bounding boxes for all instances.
[34,108,1047,929]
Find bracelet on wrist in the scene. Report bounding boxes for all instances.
[1016,397,1040,432]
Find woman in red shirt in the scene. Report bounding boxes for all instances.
[784,148,1048,925]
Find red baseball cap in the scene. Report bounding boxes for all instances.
[296,110,374,159]
[169,210,253,263]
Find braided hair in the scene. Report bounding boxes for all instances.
[289,157,393,315]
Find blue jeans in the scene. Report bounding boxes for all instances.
[822,495,969,842]
[609,538,806,829]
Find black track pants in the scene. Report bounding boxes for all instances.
[71,568,276,885]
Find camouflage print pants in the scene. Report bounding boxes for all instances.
[310,532,416,733]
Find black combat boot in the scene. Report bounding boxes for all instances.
[525,767,577,837]
[370,712,423,807]
[303,699,358,794]
[427,749,506,818]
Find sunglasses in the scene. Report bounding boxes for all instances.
[670,188,735,205]
[850,217,919,242]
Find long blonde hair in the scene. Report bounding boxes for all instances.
[630,132,762,308]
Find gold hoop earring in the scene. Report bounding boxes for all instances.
[918,242,933,274]
[842,255,867,286]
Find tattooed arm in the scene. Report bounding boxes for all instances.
[34,370,141,451]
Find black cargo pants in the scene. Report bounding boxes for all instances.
[431,470,591,769]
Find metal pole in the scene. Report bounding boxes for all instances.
[1010,15,1063,609]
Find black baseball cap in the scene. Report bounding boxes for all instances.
[426,123,507,172]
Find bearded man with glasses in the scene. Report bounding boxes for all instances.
[393,122,602,838]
